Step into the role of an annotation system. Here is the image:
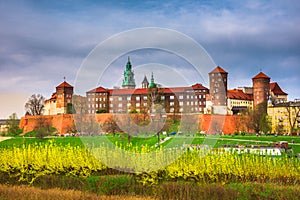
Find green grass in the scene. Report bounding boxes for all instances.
[1,134,300,153]
[0,137,84,148]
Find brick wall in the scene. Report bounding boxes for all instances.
[20,114,248,135]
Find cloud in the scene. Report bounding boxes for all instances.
[0,0,299,118]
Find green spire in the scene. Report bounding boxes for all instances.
[126,56,131,71]
[149,72,157,88]
[122,56,136,88]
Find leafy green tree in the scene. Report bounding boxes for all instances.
[66,103,75,114]
[250,102,267,133]
[259,114,272,134]
[6,113,22,136]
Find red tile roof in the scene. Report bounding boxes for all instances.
[87,83,208,96]
[56,81,73,88]
[270,82,288,95]
[227,89,253,100]
[252,72,270,79]
[191,83,207,89]
[87,86,109,93]
[209,66,228,74]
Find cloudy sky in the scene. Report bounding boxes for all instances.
[0,0,299,119]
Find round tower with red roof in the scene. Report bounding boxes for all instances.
[209,66,228,107]
[252,71,270,111]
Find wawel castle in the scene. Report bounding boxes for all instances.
[43,58,299,134]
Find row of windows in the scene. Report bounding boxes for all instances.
[98,94,207,102]
[88,98,106,102]
[88,104,106,108]
[109,101,205,108]
[87,93,106,96]
[89,107,204,114]
[230,100,252,105]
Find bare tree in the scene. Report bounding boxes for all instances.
[73,95,87,114]
[101,116,120,136]
[285,101,300,133]
[179,114,199,135]
[25,94,45,115]
[35,117,52,139]
[6,113,22,136]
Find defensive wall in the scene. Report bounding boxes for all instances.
[19,114,247,135]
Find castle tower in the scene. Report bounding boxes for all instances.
[56,80,73,114]
[209,66,228,105]
[148,72,157,89]
[142,75,149,89]
[252,71,270,112]
[122,57,136,89]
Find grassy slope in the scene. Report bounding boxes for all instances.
[1,134,300,153]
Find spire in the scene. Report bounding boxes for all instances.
[149,72,157,88]
[142,75,149,88]
[126,56,132,71]
[122,56,136,89]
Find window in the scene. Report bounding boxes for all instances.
[136,96,140,101]
[161,96,165,100]
[170,108,174,112]
[109,97,113,101]
[88,98,90,102]
[191,102,194,106]
[118,97,122,101]
[195,101,198,105]
[96,104,98,108]
[96,98,98,101]
[170,95,174,100]
[143,102,147,106]
[100,104,102,108]
[187,95,189,99]
[170,102,174,106]
[88,104,91,108]
[136,103,140,107]
[187,102,189,105]
[118,103,122,108]
[179,95,183,99]
[110,104,113,107]
[143,96,147,100]
[127,103,131,107]
[180,108,183,112]
[191,96,194,99]
[179,101,183,106]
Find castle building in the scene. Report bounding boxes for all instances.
[86,59,209,114]
[269,82,288,104]
[268,100,300,134]
[43,81,73,115]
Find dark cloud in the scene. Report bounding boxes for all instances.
[0,0,299,118]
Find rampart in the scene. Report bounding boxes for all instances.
[20,114,248,135]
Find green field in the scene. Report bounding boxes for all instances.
[1,135,300,199]
[1,134,300,153]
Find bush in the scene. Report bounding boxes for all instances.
[96,109,107,113]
